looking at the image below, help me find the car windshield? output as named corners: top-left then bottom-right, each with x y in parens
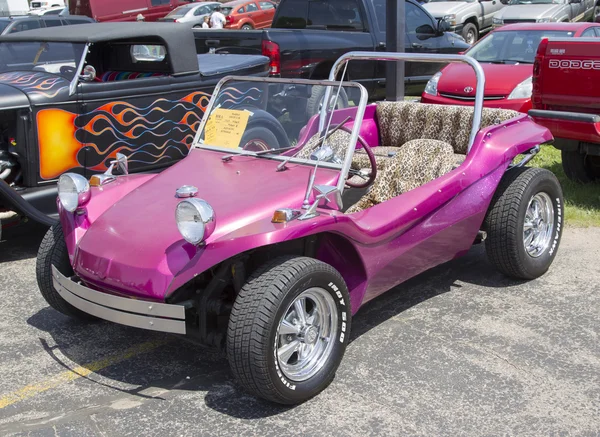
top-left (193, 78), bottom-right (366, 175)
top-left (467, 30), bottom-right (574, 64)
top-left (166, 5), bottom-right (194, 17)
top-left (0, 22), bottom-right (8, 34)
top-left (509, 0), bottom-right (563, 4)
top-left (0, 42), bottom-right (86, 80)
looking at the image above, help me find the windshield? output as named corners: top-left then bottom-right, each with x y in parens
top-left (0, 22), bottom-right (8, 34)
top-left (194, 78), bottom-right (366, 177)
top-left (467, 30), bottom-right (574, 64)
top-left (509, 0), bottom-right (563, 4)
top-left (0, 42), bottom-right (86, 80)
top-left (166, 5), bottom-right (194, 17)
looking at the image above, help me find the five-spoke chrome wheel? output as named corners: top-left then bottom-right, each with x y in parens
top-left (276, 287), bottom-right (338, 382)
top-left (523, 192), bottom-right (555, 258)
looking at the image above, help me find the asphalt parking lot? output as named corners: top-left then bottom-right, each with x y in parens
top-left (0, 222), bottom-right (598, 436)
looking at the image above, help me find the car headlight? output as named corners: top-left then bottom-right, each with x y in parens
top-left (508, 76), bottom-right (533, 100)
top-left (175, 198), bottom-right (216, 245)
top-left (443, 14), bottom-right (456, 26)
top-left (57, 173), bottom-right (90, 213)
top-left (537, 17), bottom-right (552, 22)
top-left (424, 72), bottom-right (442, 96)
top-left (492, 17), bottom-right (503, 25)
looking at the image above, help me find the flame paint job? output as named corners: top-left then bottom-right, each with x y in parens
top-left (0, 72), bottom-right (69, 99)
top-left (60, 104), bottom-right (553, 313)
top-left (37, 92), bottom-right (210, 179)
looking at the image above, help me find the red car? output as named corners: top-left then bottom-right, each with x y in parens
top-left (222, 0), bottom-right (277, 30)
top-left (421, 22), bottom-right (600, 113)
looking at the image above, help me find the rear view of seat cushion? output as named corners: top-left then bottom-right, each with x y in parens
top-left (346, 139), bottom-right (455, 214)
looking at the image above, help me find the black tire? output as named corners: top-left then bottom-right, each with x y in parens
top-left (227, 256), bottom-right (351, 404)
top-left (561, 149), bottom-right (596, 184)
top-left (239, 126), bottom-right (280, 151)
top-left (306, 85), bottom-right (349, 118)
top-left (462, 23), bottom-right (478, 45)
top-left (241, 24), bottom-right (253, 30)
top-left (36, 223), bottom-right (96, 321)
top-left (484, 167), bottom-right (564, 280)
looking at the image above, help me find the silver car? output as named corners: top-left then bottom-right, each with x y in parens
top-left (159, 2), bottom-right (222, 28)
top-left (492, 0), bottom-right (596, 26)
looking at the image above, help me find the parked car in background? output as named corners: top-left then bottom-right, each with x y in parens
top-left (529, 37), bottom-right (600, 183)
top-left (0, 0), bottom-right (29, 16)
top-left (423, 0), bottom-right (506, 44)
top-left (221, 0), bottom-right (277, 30)
top-left (492, 0), bottom-right (595, 27)
top-left (28, 6), bottom-right (67, 15)
top-left (69, 0), bottom-right (196, 22)
top-left (193, 0), bottom-right (469, 117)
top-left (29, 0), bottom-right (65, 11)
top-left (422, 22), bottom-right (600, 112)
top-left (0, 14), bottom-right (94, 35)
top-left (0, 22), bottom-right (270, 230)
top-left (159, 2), bottom-right (221, 27)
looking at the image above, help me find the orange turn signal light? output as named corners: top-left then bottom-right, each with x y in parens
top-left (272, 208), bottom-right (301, 223)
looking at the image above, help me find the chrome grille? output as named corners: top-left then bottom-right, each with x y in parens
top-left (439, 93), bottom-right (505, 101)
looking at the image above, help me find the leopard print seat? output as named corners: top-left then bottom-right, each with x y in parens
top-left (345, 139), bottom-right (456, 214)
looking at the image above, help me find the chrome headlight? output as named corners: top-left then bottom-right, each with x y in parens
top-left (443, 14), bottom-right (456, 26)
top-left (492, 17), bottom-right (503, 25)
top-left (424, 71), bottom-right (442, 96)
top-left (175, 198), bottom-right (216, 245)
top-left (508, 76), bottom-right (533, 100)
top-left (57, 173), bottom-right (90, 213)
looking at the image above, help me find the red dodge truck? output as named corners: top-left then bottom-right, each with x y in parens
top-left (529, 37), bottom-right (600, 183)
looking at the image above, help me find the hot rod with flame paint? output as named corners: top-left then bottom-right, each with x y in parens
top-left (0, 22), bottom-right (269, 235)
top-left (37, 52), bottom-right (564, 404)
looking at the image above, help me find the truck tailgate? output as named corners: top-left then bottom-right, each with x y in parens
top-left (534, 38), bottom-right (600, 113)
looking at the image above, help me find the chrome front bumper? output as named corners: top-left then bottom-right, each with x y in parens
top-left (52, 266), bottom-right (186, 334)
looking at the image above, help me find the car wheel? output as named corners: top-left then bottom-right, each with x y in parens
top-left (227, 256), bottom-right (351, 404)
top-left (484, 167), bottom-right (563, 280)
top-left (593, 4), bottom-right (600, 21)
top-left (36, 223), bottom-right (96, 321)
top-left (561, 149), bottom-right (597, 183)
top-left (241, 24), bottom-right (253, 30)
top-left (306, 85), bottom-right (349, 118)
top-left (461, 23), bottom-right (478, 45)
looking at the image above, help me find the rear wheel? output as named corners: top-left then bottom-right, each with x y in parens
top-left (239, 126), bottom-right (280, 151)
top-left (462, 23), bottom-right (478, 45)
top-left (36, 223), bottom-right (96, 321)
top-left (484, 167), bottom-right (563, 280)
top-left (561, 150), bottom-right (598, 183)
top-left (306, 85), bottom-right (349, 118)
top-left (227, 256), bottom-right (351, 404)
top-left (241, 24), bottom-right (253, 30)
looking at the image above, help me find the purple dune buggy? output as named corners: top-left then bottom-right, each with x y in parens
top-left (36, 52), bottom-right (563, 404)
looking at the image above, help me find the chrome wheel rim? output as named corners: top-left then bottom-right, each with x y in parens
top-left (523, 192), bottom-right (555, 258)
top-left (466, 30), bottom-right (476, 45)
top-left (276, 287), bottom-right (338, 382)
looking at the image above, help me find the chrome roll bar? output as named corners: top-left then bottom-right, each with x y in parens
top-left (324, 51), bottom-right (486, 153)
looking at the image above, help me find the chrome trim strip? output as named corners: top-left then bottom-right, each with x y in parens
top-left (52, 266), bottom-right (186, 334)
top-left (439, 93), bottom-right (504, 101)
top-left (328, 52), bottom-right (487, 154)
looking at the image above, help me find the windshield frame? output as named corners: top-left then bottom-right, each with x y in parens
top-left (192, 75), bottom-right (369, 194)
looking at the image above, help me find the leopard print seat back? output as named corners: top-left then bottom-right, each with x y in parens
top-left (376, 102), bottom-right (520, 154)
top-left (296, 129), bottom-right (353, 161)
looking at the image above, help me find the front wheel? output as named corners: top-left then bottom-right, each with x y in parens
top-left (484, 167), bottom-right (563, 280)
top-left (227, 257), bottom-right (351, 404)
top-left (36, 223), bottom-right (96, 321)
top-left (461, 23), bottom-right (478, 45)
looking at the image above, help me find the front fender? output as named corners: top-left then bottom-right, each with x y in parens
top-left (60, 173), bottom-right (158, 261)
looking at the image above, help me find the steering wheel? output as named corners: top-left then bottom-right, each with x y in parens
top-left (339, 126), bottom-right (377, 189)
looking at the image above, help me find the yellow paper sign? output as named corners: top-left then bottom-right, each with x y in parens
top-left (203, 108), bottom-right (251, 149)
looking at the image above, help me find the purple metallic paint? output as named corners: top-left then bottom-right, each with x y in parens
top-left (60, 106), bottom-right (553, 314)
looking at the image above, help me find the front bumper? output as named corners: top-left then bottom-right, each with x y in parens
top-left (52, 266), bottom-right (187, 334)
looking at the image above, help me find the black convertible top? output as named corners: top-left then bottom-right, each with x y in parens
top-left (0, 22), bottom-right (199, 74)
